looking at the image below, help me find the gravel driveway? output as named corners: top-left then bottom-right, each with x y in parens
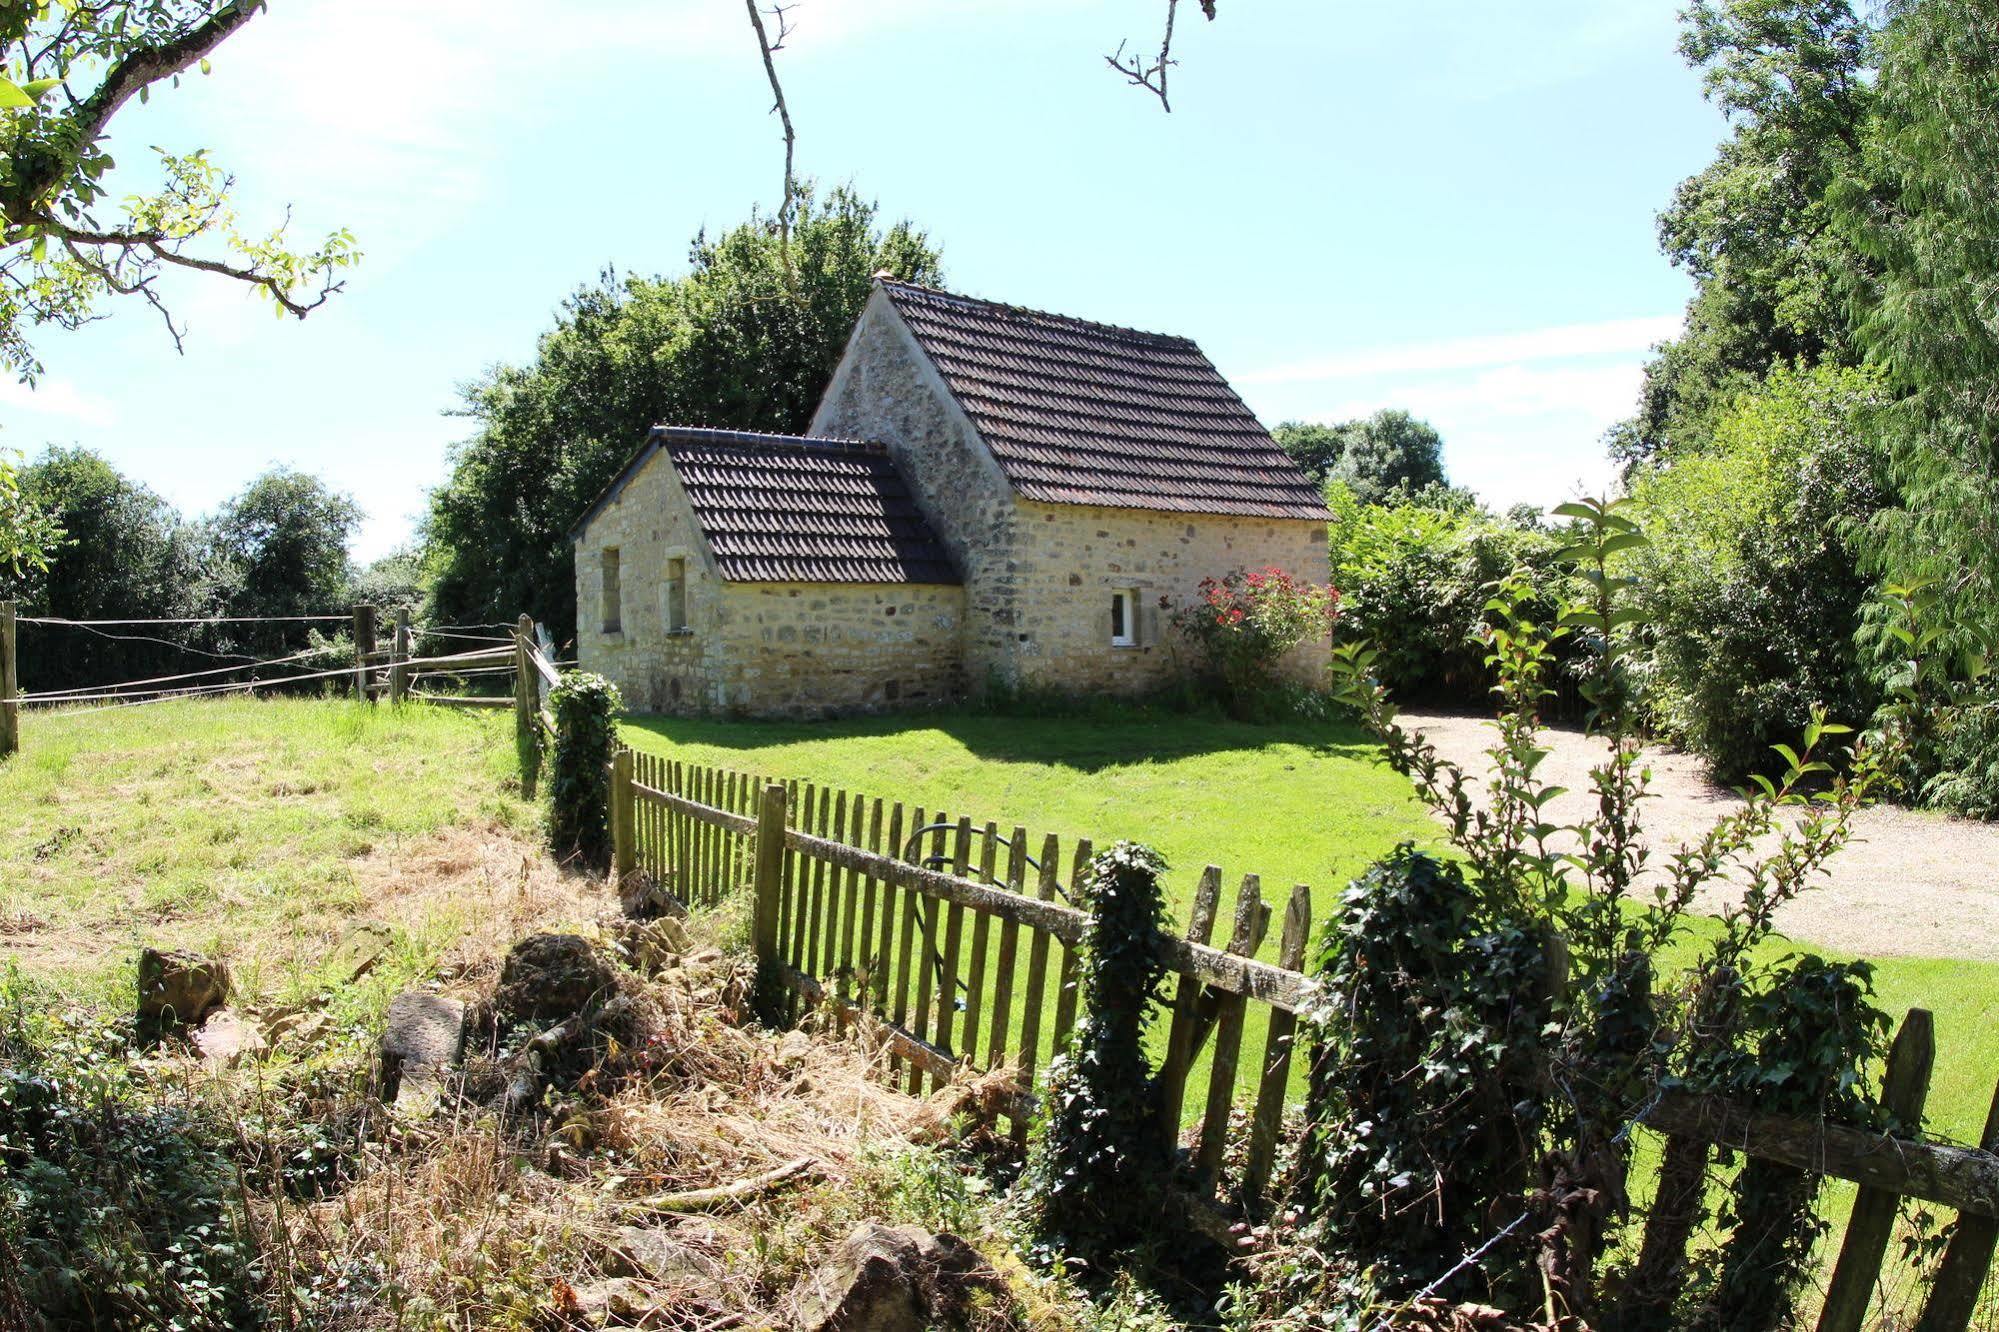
top-left (1401, 711), bottom-right (1999, 963)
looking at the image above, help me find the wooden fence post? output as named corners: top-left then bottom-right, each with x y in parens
top-left (513, 614), bottom-right (534, 738)
top-left (1914, 1072), bottom-right (1999, 1332)
top-left (1, 599), bottom-right (17, 760)
top-left (389, 608), bottom-right (411, 705)
top-left (1818, 1007), bottom-right (1937, 1332)
top-left (611, 749), bottom-right (635, 881)
top-left (753, 783), bottom-right (789, 972)
top-left (352, 603), bottom-right (376, 704)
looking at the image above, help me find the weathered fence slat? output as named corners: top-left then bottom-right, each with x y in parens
top-left (1243, 884), bottom-right (1311, 1207)
top-left (1195, 875), bottom-right (1263, 1186)
top-left (1015, 832), bottom-right (1063, 1143)
top-left (1158, 866), bottom-right (1224, 1147)
top-left (960, 823), bottom-right (999, 1070)
top-left (907, 811), bottom-right (943, 1093)
top-left (1051, 838), bottom-right (1091, 1056)
top-left (877, 802), bottom-right (904, 1016)
top-left (988, 827), bottom-right (1027, 1076)
top-left (932, 819), bottom-right (972, 1079)
top-left (1915, 1073), bottom-right (1999, 1332)
top-left (1817, 1007), bottom-right (1936, 1332)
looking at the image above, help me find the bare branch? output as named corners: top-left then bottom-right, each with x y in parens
top-left (744, 0), bottom-right (798, 272)
top-left (1106, 0), bottom-right (1217, 112)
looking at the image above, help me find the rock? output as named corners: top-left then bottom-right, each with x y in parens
top-left (618, 871), bottom-right (689, 922)
top-left (191, 1009), bottom-right (265, 1066)
top-left (136, 948), bottom-right (231, 1039)
top-left (568, 1277), bottom-right (657, 1326)
top-left (610, 916), bottom-right (690, 977)
top-left (607, 1225), bottom-right (722, 1283)
top-left (793, 1224), bottom-right (1011, 1332)
top-left (493, 934), bottom-right (617, 1025)
top-left (776, 1029), bottom-right (815, 1068)
top-left (379, 991), bottom-right (468, 1104)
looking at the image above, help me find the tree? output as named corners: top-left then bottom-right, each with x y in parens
top-left (1, 1), bottom-right (358, 381)
top-left (0, 445), bottom-right (58, 577)
top-left (207, 467), bottom-right (359, 627)
top-left (2, 446), bottom-right (202, 690)
top-left (1274, 410), bottom-right (1448, 501)
top-left (1608, 0), bottom-right (1876, 465)
top-left (424, 184), bottom-right (942, 645)
top-left (1838, 0), bottom-right (1999, 654)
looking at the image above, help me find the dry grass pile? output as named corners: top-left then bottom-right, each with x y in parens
top-left (244, 911), bottom-right (1045, 1331)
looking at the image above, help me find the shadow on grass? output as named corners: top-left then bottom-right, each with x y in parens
top-left (618, 706), bottom-right (1381, 774)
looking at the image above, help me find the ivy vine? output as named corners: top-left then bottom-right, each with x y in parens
top-left (547, 670), bottom-right (620, 872)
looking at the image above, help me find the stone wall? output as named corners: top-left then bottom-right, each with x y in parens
top-left (574, 443), bottom-right (966, 717)
top-left (574, 445), bottom-right (726, 712)
top-left (813, 291), bottom-right (1334, 697)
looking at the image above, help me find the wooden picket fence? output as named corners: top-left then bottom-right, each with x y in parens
top-left (608, 752), bottom-right (1313, 1211)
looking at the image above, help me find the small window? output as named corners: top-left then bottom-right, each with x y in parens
top-left (664, 557), bottom-right (688, 633)
top-left (1110, 589), bottom-right (1136, 647)
top-left (601, 548), bottom-right (622, 634)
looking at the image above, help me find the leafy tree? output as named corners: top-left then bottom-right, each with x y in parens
top-left (424, 184), bottom-right (942, 644)
top-left (1, 1), bottom-right (358, 381)
top-left (1609, 0), bottom-right (1876, 465)
top-left (1838, 0), bottom-right (1999, 656)
top-left (0, 445), bottom-right (57, 577)
top-left (206, 467), bottom-right (359, 626)
top-left (1274, 409), bottom-right (1446, 501)
top-left (351, 545), bottom-right (426, 616)
top-left (1626, 364), bottom-right (1888, 782)
top-left (2, 447), bottom-right (202, 691)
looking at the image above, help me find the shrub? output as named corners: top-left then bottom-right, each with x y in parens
top-left (0, 1003), bottom-right (261, 1331)
top-left (1017, 841), bottom-right (1174, 1268)
top-left (1284, 846), bottom-right (1551, 1309)
top-left (1168, 566), bottom-right (1337, 710)
top-left (1324, 482), bottom-right (1576, 708)
top-left (1627, 364), bottom-right (1888, 783)
top-left (548, 670), bottom-right (621, 871)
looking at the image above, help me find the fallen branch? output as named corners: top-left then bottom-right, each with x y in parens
top-left (625, 1156), bottom-right (822, 1213)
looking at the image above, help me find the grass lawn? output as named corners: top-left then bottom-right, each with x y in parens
top-left (623, 709), bottom-right (1999, 1152)
top-left (0, 698), bottom-right (592, 1015)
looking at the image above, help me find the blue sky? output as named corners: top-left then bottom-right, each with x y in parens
top-left (2, 1), bottom-right (1721, 562)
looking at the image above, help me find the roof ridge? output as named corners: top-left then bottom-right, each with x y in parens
top-left (654, 424), bottom-right (886, 455)
top-left (877, 278), bottom-right (1198, 349)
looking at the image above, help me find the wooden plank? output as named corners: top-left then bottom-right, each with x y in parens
top-left (611, 750), bottom-right (635, 880)
top-left (855, 798), bottom-right (883, 1010)
top-left (751, 784), bottom-right (787, 968)
top-left (1915, 1074), bottom-right (1999, 1332)
top-left (1817, 1008), bottom-right (1938, 1332)
top-left (407, 692), bottom-right (512, 708)
top-left (1243, 884), bottom-right (1312, 1207)
top-left (1195, 875), bottom-right (1264, 1187)
top-left (804, 785), bottom-right (829, 979)
top-left (0, 600), bottom-right (15, 759)
top-left (892, 807), bottom-right (923, 1030)
top-left (933, 818), bottom-right (973, 1072)
top-left (1157, 866), bottom-right (1224, 1147)
top-left (1051, 838), bottom-right (1092, 1054)
top-left (988, 827), bottom-right (1028, 1074)
top-left (1017, 833), bottom-right (1062, 1100)
top-left (778, 824), bottom-right (1317, 1012)
top-left (909, 813), bottom-right (947, 1093)
top-left (960, 822), bottom-right (998, 1069)
top-left (877, 802), bottom-right (904, 1014)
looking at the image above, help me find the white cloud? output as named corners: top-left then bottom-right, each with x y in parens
top-left (1240, 314), bottom-right (1682, 385)
top-left (0, 377), bottom-right (117, 429)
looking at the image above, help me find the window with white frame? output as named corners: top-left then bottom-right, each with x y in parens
top-left (1110, 588), bottom-right (1137, 647)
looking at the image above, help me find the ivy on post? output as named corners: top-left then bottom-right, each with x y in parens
top-left (1018, 840), bottom-right (1174, 1268)
top-left (547, 671), bottom-right (621, 872)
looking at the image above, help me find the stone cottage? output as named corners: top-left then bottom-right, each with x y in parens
top-left (572, 279), bottom-right (1332, 717)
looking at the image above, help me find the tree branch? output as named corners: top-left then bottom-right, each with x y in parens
top-left (67, 0), bottom-right (262, 157)
top-left (1107, 0), bottom-right (1214, 112)
top-left (743, 0), bottom-right (798, 269)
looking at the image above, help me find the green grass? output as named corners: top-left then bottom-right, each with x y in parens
top-left (623, 709), bottom-right (1999, 1150)
top-left (0, 697), bottom-right (544, 1009)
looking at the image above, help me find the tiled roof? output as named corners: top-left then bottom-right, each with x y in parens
top-left (660, 427), bottom-right (959, 585)
top-left (879, 280), bottom-right (1332, 521)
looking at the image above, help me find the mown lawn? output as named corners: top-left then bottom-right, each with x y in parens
top-left (0, 698), bottom-right (570, 1012)
top-left (622, 709), bottom-right (1999, 1152)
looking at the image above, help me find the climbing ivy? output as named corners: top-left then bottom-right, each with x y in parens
top-left (1017, 841), bottom-right (1174, 1270)
top-left (548, 671), bottom-right (621, 872)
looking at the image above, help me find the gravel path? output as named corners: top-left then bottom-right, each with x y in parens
top-left (1401, 710), bottom-right (1999, 963)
